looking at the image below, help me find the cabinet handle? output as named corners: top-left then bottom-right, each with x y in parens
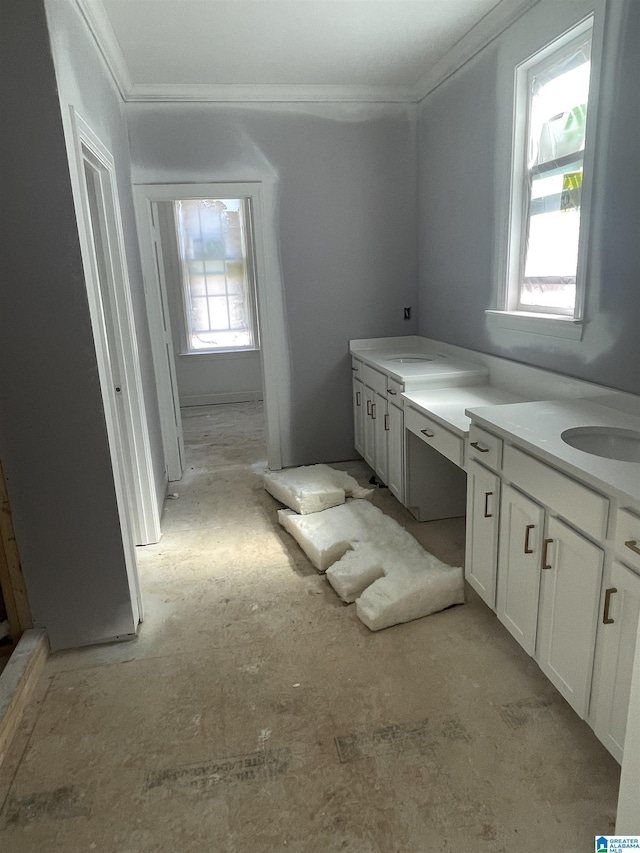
top-left (387, 389), bottom-right (397, 396)
top-left (470, 441), bottom-right (489, 453)
top-left (384, 414), bottom-right (389, 431)
top-left (366, 400), bottom-right (371, 416)
top-left (603, 587), bottom-right (617, 624)
top-left (356, 391), bottom-right (361, 407)
top-left (483, 491), bottom-right (493, 518)
top-left (371, 403), bottom-right (376, 420)
top-left (542, 538), bottom-right (553, 570)
top-left (420, 429), bottom-right (435, 438)
top-left (625, 540), bottom-right (640, 556)
top-left (524, 524), bottom-right (535, 554)
top-left (351, 366), bottom-right (359, 372)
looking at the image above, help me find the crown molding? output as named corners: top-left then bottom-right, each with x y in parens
top-left (76, 0), bottom-right (542, 105)
top-left (126, 82), bottom-right (416, 104)
top-left (75, 0), bottom-right (133, 99)
top-left (414, 0), bottom-right (542, 102)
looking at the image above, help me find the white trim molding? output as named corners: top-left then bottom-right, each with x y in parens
top-left (126, 83), bottom-right (416, 104)
top-left (414, 0), bottom-right (542, 102)
top-left (75, 0), bottom-right (543, 105)
top-left (486, 310), bottom-right (585, 340)
top-left (75, 0), bottom-right (133, 100)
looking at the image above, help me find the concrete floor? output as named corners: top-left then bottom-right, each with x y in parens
top-left (0, 401), bottom-right (620, 851)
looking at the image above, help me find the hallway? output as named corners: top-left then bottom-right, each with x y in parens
top-left (0, 402), bottom-right (620, 851)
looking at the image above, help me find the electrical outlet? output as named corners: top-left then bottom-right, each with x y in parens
top-left (404, 306), bottom-right (412, 321)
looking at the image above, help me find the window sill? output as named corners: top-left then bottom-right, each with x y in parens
top-left (486, 310), bottom-right (585, 341)
top-left (179, 348), bottom-right (261, 359)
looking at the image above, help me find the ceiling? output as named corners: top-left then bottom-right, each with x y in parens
top-left (79, 0), bottom-right (538, 102)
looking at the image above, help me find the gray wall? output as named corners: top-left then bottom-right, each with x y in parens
top-left (127, 102), bottom-right (418, 463)
top-left (0, 0), bottom-right (138, 649)
top-left (155, 202), bottom-right (263, 408)
top-left (417, 0), bottom-right (640, 395)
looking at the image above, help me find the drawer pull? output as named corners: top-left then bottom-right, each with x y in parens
top-left (542, 538), bottom-right (553, 570)
top-left (371, 403), bottom-right (376, 420)
top-left (420, 429), bottom-right (435, 438)
top-left (524, 524), bottom-right (535, 554)
top-left (625, 540), bottom-right (640, 556)
top-left (483, 492), bottom-right (493, 518)
top-left (603, 587), bottom-right (617, 624)
top-left (356, 391), bottom-right (361, 406)
top-left (387, 389), bottom-right (397, 396)
top-left (470, 441), bottom-right (489, 453)
top-left (384, 414), bottom-right (389, 431)
top-left (351, 365), bottom-right (359, 372)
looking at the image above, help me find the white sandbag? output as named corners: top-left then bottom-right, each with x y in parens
top-left (278, 500), bottom-right (464, 630)
top-left (264, 464), bottom-right (373, 515)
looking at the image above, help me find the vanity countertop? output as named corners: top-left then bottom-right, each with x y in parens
top-left (466, 396), bottom-right (640, 505)
top-left (350, 340), bottom-right (488, 386)
top-left (402, 385), bottom-right (527, 437)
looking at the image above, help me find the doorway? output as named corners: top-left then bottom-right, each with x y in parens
top-left (133, 182), bottom-right (292, 478)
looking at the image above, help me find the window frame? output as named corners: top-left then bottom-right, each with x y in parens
top-left (174, 195), bottom-right (260, 355)
top-left (490, 12), bottom-right (602, 339)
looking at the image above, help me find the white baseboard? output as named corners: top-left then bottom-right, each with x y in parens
top-left (180, 391), bottom-right (263, 407)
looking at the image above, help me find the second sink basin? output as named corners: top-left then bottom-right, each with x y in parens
top-left (388, 356), bottom-right (433, 363)
top-left (561, 426), bottom-right (640, 462)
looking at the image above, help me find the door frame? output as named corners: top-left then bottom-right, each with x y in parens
top-left (133, 182), bottom-right (291, 472)
top-left (66, 108), bottom-right (162, 623)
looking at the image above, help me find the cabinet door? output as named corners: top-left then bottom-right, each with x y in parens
top-left (497, 484), bottom-right (544, 655)
top-left (363, 385), bottom-right (375, 469)
top-left (386, 402), bottom-right (404, 503)
top-left (536, 516), bottom-right (603, 719)
top-left (353, 377), bottom-right (364, 456)
top-left (465, 460), bottom-right (500, 610)
top-left (592, 561), bottom-right (640, 761)
top-left (372, 391), bottom-right (388, 484)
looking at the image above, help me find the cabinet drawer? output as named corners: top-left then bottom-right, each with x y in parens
top-left (467, 424), bottom-right (502, 472)
top-left (503, 445), bottom-right (609, 541)
top-left (386, 377), bottom-right (404, 401)
top-left (615, 508), bottom-right (640, 574)
top-left (405, 406), bottom-right (463, 468)
top-left (362, 364), bottom-right (387, 396)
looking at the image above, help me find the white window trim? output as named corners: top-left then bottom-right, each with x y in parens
top-left (173, 196), bottom-right (261, 357)
top-left (490, 5), bottom-right (606, 340)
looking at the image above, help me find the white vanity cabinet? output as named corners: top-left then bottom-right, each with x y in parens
top-left (592, 508), bottom-right (640, 762)
top-left (351, 357), bottom-right (402, 496)
top-left (386, 396), bottom-right (404, 502)
top-left (352, 371), bottom-right (364, 457)
top-left (536, 516), bottom-right (604, 718)
top-left (495, 445), bottom-right (607, 718)
top-left (496, 484), bottom-right (545, 656)
top-left (464, 425), bottom-right (503, 610)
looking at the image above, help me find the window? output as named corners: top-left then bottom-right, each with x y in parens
top-left (175, 198), bottom-right (258, 352)
top-left (505, 18), bottom-right (594, 320)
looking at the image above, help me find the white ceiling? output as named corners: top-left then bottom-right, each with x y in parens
top-left (80, 0), bottom-right (537, 101)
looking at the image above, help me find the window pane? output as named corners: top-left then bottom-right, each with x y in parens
top-left (205, 274), bottom-right (227, 296)
top-left (190, 296), bottom-right (209, 332)
top-left (175, 198), bottom-right (257, 352)
top-left (516, 28), bottom-right (592, 315)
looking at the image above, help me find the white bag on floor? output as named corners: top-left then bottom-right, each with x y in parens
top-left (278, 500), bottom-right (464, 631)
top-left (264, 464), bottom-right (373, 515)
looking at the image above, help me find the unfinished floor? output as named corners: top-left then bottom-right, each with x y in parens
top-left (0, 402), bottom-right (620, 852)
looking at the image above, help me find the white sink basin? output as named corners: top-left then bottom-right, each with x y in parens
top-left (561, 426), bottom-right (640, 462)
top-left (388, 356), bottom-right (433, 363)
